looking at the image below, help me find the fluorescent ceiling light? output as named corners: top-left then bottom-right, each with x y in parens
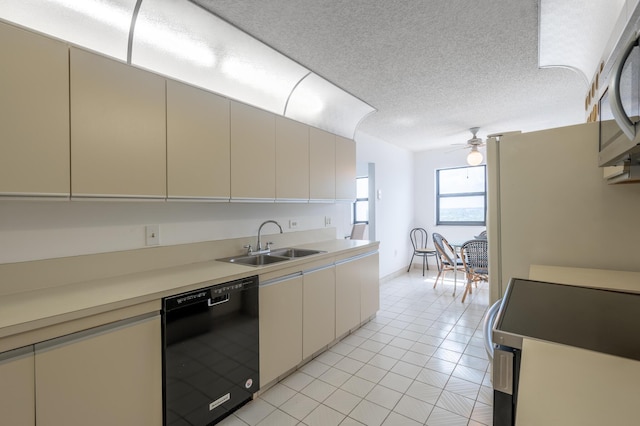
top-left (221, 57), bottom-right (301, 101)
top-left (134, 18), bottom-right (215, 67)
top-left (47, 0), bottom-right (130, 32)
top-left (0, 0), bottom-right (136, 60)
top-left (0, 0), bottom-right (375, 138)
top-left (50, 0), bottom-right (215, 67)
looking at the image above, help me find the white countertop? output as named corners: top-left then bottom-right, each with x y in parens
top-left (0, 239), bottom-right (378, 342)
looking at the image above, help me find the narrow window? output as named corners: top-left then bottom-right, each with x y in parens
top-left (353, 177), bottom-right (369, 224)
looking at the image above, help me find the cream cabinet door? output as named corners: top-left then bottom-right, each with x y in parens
top-left (335, 136), bottom-right (356, 201)
top-left (276, 116), bottom-right (309, 201)
top-left (360, 252), bottom-right (380, 321)
top-left (0, 347), bottom-right (35, 426)
top-left (70, 48), bottom-right (166, 198)
top-left (167, 80), bottom-right (230, 200)
top-left (309, 127), bottom-right (336, 201)
top-left (259, 275), bottom-right (303, 386)
top-left (335, 258), bottom-right (361, 337)
top-left (35, 315), bottom-right (162, 426)
top-left (303, 265), bottom-right (335, 359)
top-left (0, 22), bottom-right (69, 197)
top-left (230, 101), bottom-right (276, 201)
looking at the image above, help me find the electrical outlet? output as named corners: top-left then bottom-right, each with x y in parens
top-left (324, 216), bottom-right (332, 226)
top-left (289, 219), bottom-right (299, 229)
top-left (145, 225), bottom-right (160, 246)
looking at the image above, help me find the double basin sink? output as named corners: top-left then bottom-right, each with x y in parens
top-left (218, 248), bottom-right (326, 267)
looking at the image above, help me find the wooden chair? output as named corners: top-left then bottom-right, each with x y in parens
top-left (407, 228), bottom-right (437, 275)
top-left (432, 232), bottom-right (463, 287)
top-left (460, 239), bottom-right (489, 302)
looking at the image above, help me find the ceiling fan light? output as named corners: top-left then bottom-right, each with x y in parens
top-left (467, 148), bottom-right (483, 166)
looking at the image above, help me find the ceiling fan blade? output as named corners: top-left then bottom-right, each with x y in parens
top-left (446, 145), bottom-right (470, 153)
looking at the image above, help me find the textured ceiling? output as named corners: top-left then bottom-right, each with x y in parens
top-left (192, 0), bottom-right (587, 152)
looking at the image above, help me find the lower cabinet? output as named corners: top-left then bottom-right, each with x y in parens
top-left (335, 257), bottom-right (362, 337)
top-left (360, 252), bottom-right (380, 322)
top-left (35, 314), bottom-right (162, 426)
top-left (336, 252), bottom-right (380, 337)
top-left (302, 265), bottom-right (336, 359)
top-left (258, 251), bottom-right (379, 388)
top-left (0, 347), bottom-right (35, 426)
top-left (259, 274), bottom-right (303, 386)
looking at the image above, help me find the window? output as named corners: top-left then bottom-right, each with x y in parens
top-left (353, 177), bottom-right (369, 224)
top-left (436, 165), bottom-right (486, 225)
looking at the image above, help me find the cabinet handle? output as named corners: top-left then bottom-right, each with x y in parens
top-left (260, 272), bottom-right (303, 287)
top-left (303, 264), bottom-right (334, 274)
top-left (335, 250), bottom-right (378, 265)
top-left (34, 312), bottom-right (159, 353)
top-left (208, 294), bottom-right (229, 307)
top-left (0, 345), bottom-right (34, 364)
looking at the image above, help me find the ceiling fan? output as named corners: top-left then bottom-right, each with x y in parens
top-left (466, 127), bottom-right (485, 148)
top-left (454, 127), bottom-right (485, 165)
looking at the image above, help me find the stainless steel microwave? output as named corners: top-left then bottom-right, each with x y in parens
top-left (599, 32), bottom-right (640, 167)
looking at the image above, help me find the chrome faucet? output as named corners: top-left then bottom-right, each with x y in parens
top-left (247, 220), bottom-right (283, 255)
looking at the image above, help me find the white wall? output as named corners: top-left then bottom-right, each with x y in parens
top-left (356, 131), bottom-right (414, 279)
top-left (0, 200), bottom-right (349, 264)
top-left (414, 148), bottom-right (487, 247)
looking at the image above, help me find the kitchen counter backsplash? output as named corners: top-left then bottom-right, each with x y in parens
top-left (0, 228), bottom-right (337, 297)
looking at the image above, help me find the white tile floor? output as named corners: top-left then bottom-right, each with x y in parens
top-left (220, 268), bottom-right (493, 426)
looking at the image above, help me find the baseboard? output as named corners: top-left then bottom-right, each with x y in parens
top-left (380, 266), bottom-right (410, 283)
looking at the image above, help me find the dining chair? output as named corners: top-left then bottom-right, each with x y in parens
top-left (407, 228), bottom-right (437, 276)
top-left (348, 223), bottom-right (367, 239)
top-left (432, 232), bottom-right (463, 287)
top-left (460, 239), bottom-right (489, 303)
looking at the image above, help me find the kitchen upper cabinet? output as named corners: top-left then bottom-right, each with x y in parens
top-left (302, 266), bottom-right (336, 359)
top-left (230, 101), bottom-right (276, 201)
top-left (360, 252), bottom-right (380, 322)
top-left (0, 22), bottom-right (69, 197)
top-left (167, 80), bottom-right (230, 200)
top-left (35, 315), bottom-right (162, 426)
top-left (259, 275), bottom-right (303, 386)
top-left (335, 136), bottom-right (357, 201)
top-left (70, 47), bottom-right (166, 198)
top-left (309, 127), bottom-right (336, 201)
top-left (275, 116), bottom-right (309, 201)
top-left (0, 347), bottom-right (35, 426)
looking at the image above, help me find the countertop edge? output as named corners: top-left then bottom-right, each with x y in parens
top-left (0, 240), bottom-right (379, 347)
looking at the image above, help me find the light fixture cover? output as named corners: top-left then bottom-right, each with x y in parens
top-left (467, 149), bottom-right (483, 166)
top-left (285, 73), bottom-right (376, 139)
top-left (0, 0), bottom-right (376, 138)
top-left (132, 0), bottom-right (309, 114)
top-left (539, 0), bottom-right (625, 82)
top-left (0, 0), bottom-right (136, 61)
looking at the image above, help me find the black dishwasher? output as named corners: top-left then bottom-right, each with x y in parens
top-left (163, 275), bottom-right (259, 426)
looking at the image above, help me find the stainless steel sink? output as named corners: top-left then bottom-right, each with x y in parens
top-left (223, 254), bottom-right (290, 266)
top-left (269, 248), bottom-right (326, 258)
top-left (217, 247), bottom-right (326, 267)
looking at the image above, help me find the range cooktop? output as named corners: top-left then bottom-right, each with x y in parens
top-left (493, 278), bottom-right (640, 361)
